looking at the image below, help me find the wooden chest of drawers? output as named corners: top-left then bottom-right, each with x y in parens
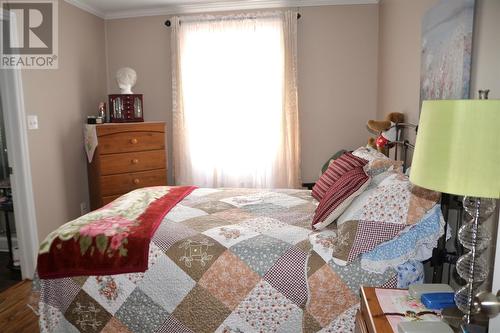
top-left (87, 122), bottom-right (167, 210)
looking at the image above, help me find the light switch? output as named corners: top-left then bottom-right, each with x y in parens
top-left (27, 115), bottom-right (38, 130)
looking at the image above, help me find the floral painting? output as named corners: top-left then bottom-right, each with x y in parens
top-left (420, 0), bottom-right (475, 103)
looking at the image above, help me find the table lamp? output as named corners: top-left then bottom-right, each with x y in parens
top-left (410, 98), bottom-right (500, 324)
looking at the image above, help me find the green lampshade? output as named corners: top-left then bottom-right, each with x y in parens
top-left (410, 100), bottom-right (500, 199)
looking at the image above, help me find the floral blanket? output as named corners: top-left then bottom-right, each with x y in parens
top-left (35, 188), bottom-right (434, 333)
top-left (37, 186), bottom-right (196, 279)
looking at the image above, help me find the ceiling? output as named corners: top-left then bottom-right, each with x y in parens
top-left (65, 0), bottom-right (379, 19)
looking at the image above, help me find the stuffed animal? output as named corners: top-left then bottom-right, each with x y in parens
top-left (366, 112), bottom-right (405, 155)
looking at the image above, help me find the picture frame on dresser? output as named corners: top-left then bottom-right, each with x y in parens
top-left (87, 121), bottom-right (167, 210)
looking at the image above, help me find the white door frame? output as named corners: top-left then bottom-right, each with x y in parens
top-left (0, 11), bottom-right (39, 279)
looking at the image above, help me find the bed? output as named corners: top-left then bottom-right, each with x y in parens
top-left (33, 147), bottom-right (444, 333)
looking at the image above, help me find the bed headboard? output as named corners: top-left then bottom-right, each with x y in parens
top-left (302, 137), bottom-right (415, 190)
top-left (391, 124), bottom-right (463, 285)
top-left (389, 123), bottom-right (418, 172)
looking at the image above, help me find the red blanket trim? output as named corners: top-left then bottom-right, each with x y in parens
top-left (37, 186), bottom-right (197, 279)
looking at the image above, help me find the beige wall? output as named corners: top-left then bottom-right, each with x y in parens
top-left (468, 0), bottom-right (500, 297)
top-left (23, 0), bottom-right (500, 243)
top-left (377, 0), bottom-right (437, 126)
top-left (105, 5), bottom-right (380, 184)
top-left (17, 2), bottom-right (380, 242)
top-left (22, 1), bottom-right (107, 240)
top-left (378, 0), bottom-right (500, 125)
top-left (298, 5), bottom-right (379, 182)
top-left (105, 16), bottom-right (173, 181)
top-left (377, 0), bottom-right (500, 288)
top-left (470, 0), bottom-right (500, 97)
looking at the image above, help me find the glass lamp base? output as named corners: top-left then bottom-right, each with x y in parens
top-left (454, 196), bottom-right (496, 323)
top-left (462, 197), bottom-right (496, 222)
top-left (458, 222), bottom-right (491, 251)
top-left (455, 284), bottom-right (481, 314)
top-left (456, 253), bottom-right (488, 282)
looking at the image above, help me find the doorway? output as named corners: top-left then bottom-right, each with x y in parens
top-left (0, 95), bottom-right (21, 291)
top-left (0, 11), bottom-right (39, 282)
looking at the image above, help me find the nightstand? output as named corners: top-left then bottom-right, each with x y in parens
top-left (356, 286), bottom-right (394, 333)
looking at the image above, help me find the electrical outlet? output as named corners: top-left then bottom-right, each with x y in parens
top-left (27, 115), bottom-right (39, 130)
top-left (80, 202), bottom-right (89, 215)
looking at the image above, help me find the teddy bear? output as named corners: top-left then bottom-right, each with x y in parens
top-left (366, 112), bottom-right (405, 155)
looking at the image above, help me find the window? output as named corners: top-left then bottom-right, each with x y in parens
top-left (172, 12), bottom-right (300, 188)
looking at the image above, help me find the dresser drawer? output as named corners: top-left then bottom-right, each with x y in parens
top-left (100, 169), bottom-right (167, 197)
top-left (100, 150), bottom-right (166, 175)
top-left (98, 131), bottom-right (165, 155)
top-left (88, 122), bottom-right (167, 210)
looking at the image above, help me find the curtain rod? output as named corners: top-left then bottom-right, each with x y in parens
top-left (164, 13), bottom-right (301, 27)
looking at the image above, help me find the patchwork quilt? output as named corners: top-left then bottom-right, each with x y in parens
top-left (35, 188), bottom-right (429, 333)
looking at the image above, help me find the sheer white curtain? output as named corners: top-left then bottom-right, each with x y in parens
top-left (171, 11), bottom-right (301, 188)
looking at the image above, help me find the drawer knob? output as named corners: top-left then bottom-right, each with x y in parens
top-left (133, 178), bottom-right (140, 185)
top-left (132, 159), bottom-right (139, 164)
top-left (130, 138), bottom-right (138, 144)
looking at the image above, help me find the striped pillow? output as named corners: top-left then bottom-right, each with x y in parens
top-left (312, 152), bottom-right (368, 201)
top-left (312, 167), bottom-right (371, 230)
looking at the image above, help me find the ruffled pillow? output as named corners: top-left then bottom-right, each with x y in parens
top-left (360, 205), bottom-right (444, 273)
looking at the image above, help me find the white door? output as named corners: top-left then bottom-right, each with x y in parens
top-left (0, 11), bottom-right (39, 279)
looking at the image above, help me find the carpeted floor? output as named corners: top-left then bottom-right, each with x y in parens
top-left (0, 252), bottom-right (21, 292)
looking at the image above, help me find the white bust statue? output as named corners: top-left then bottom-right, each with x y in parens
top-left (116, 67), bottom-right (137, 94)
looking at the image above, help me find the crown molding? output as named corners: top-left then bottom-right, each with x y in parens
top-left (107, 0), bottom-right (378, 19)
top-left (65, 0), bottom-right (379, 20)
top-left (64, 0), bottom-right (105, 19)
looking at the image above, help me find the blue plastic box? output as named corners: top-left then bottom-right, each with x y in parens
top-left (420, 292), bottom-right (456, 310)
